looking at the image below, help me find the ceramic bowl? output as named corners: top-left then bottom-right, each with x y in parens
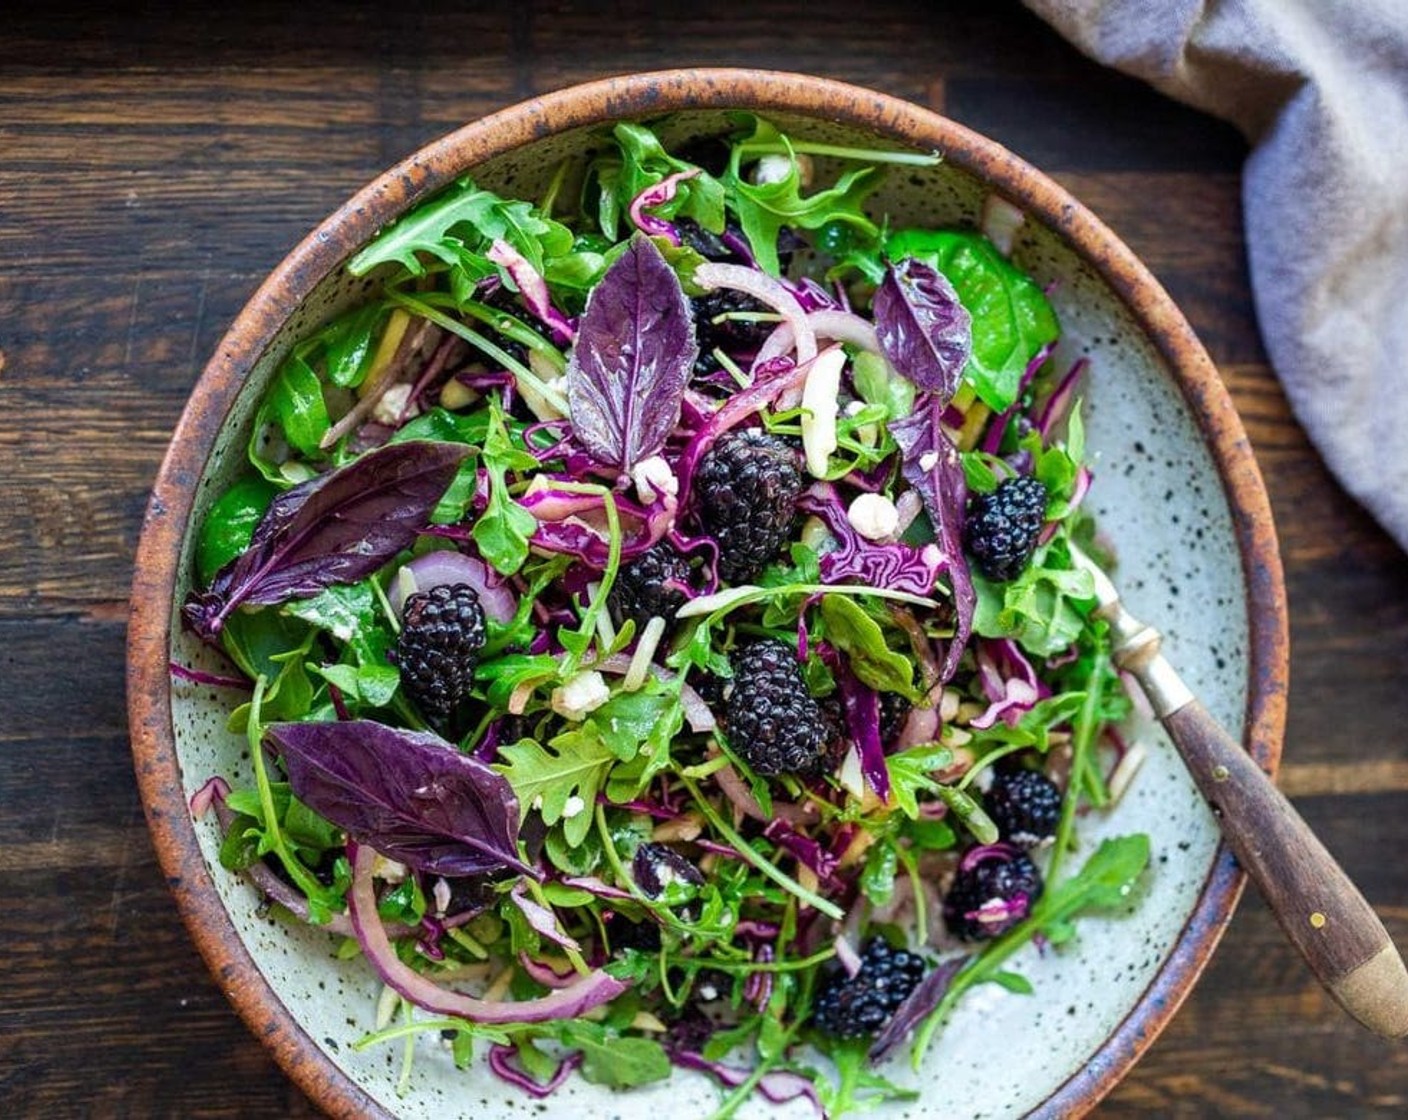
top-left (128, 69), bottom-right (1287, 1119)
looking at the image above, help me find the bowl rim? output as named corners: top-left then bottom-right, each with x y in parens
top-left (127, 67), bottom-right (1288, 1119)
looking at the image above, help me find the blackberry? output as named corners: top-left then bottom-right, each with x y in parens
top-left (664, 1004), bottom-right (716, 1055)
top-left (632, 843), bottom-right (705, 900)
top-left (964, 476), bottom-right (1049, 582)
top-left (690, 289), bottom-right (775, 377)
top-left (942, 847), bottom-right (1044, 941)
top-left (676, 216), bottom-right (733, 262)
top-left (986, 768), bottom-right (1062, 848)
top-left (695, 429), bottom-right (801, 582)
top-left (879, 692), bottom-right (911, 747)
top-left (811, 937), bottom-right (927, 1039)
top-left (608, 544), bottom-right (692, 631)
top-left (725, 639), bottom-right (833, 778)
top-left (389, 584), bottom-right (487, 730)
top-left (605, 912), bottom-right (662, 953)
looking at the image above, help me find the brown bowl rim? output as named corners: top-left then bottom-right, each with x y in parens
top-left (127, 67), bottom-right (1288, 1119)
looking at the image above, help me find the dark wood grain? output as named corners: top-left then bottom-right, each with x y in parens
top-left (4, 0), bottom-right (1407, 1116)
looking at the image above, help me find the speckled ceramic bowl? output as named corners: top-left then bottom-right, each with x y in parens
top-left (128, 69), bottom-right (1286, 1119)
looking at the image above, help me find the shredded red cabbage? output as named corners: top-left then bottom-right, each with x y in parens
top-left (627, 169), bottom-right (699, 245)
top-left (799, 484), bottom-right (944, 597)
top-left (487, 239), bottom-right (576, 345)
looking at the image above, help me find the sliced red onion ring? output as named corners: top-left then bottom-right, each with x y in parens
top-left (1036, 356), bottom-right (1089, 440)
top-left (171, 663), bottom-right (251, 691)
top-left (834, 933), bottom-right (862, 978)
top-left (517, 951), bottom-right (579, 990)
top-left (398, 551), bottom-right (518, 623)
top-left (189, 775), bottom-right (230, 819)
top-left (208, 793), bottom-right (419, 940)
top-left (347, 843), bottom-right (626, 1024)
top-left (754, 308), bottom-right (882, 367)
top-left (709, 759), bottom-right (815, 826)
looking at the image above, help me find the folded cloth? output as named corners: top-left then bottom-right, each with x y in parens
top-left (1025, 0), bottom-right (1408, 552)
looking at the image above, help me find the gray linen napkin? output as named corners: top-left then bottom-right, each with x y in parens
top-left (1025, 0), bottom-right (1408, 552)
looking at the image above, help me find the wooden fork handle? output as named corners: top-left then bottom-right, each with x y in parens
top-left (1164, 699), bottom-right (1408, 1038)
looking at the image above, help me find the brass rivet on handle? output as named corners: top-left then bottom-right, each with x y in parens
top-left (1310, 912), bottom-right (1327, 929)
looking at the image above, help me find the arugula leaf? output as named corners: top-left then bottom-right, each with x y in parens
top-left (388, 406), bottom-right (490, 446)
top-left (1039, 834), bottom-right (1151, 927)
top-left (282, 582), bottom-right (388, 664)
top-left (935, 784), bottom-right (999, 845)
top-left (885, 228), bottom-right (1059, 411)
top-left (495, 727), bottom-right (616, 847)
top-left (348, 177), bottom-right (572, 277)
top-left (608, 122), bottom-right (727, 235)
top-left (727, 159), bottom-right (882, 277)
top-left (477, 652), bottom-right (560, 711)
top-left (544, 824), bottom-right (603, 877)
top-left (989, 970), bottom-right (1034, 996)
top-left (589, 682), bottom-right (682, 762)
top-left (557, 1021), bottom-right (671, 1088)
top-left (819, 595), bottom-right (921, 701)
top-left (308, 661), bottom-right (400, 709)
top-left (816, 1038), bottom-right (920, 1116)
top-left (1017, 403), bottom-right (1086, 516)
top-left (473, 399), bottom-right (538, 575)
top-left (885, 742), bottom-right (954, 819)
top-left (909, 834), bottom-right (1151, 1066)
top-left (971, 535), bottom-right (1097, 658)
top-left (860, 840), bottom-right (899, 906)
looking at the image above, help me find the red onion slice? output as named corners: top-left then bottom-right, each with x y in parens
top-left (710, 759), bottom-right (816, 826)
top-left (399, 551), bottom-right (517, 623)
top-left (754, 308), bottom-right (882, 367)
top-left (347, 843), bottom-right (625, 1024)
top-left (517, 951), bottom-right (579, 989)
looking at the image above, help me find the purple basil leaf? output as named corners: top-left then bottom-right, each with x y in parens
top-left (266, 719), bottom-right (529, 877)
top-left (868, 955), bottom-right (968, 1063)
top-left (890, 401), bottom-right (973, 682)
top-left (183, 441), bottom-right (470, 639)
top-left (564, 233), bottom-right (696, 472)
top-left (874, 258), bottom-right (972, 402)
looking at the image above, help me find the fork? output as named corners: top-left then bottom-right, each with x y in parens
top-left (1068, 540), bottom-right (1408, 1038)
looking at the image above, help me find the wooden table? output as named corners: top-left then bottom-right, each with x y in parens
top-left (5, 2), bottom-right (1407, 1115)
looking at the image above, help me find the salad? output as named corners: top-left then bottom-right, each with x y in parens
top-left (178, 116), bottom-right (1150, 1117)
